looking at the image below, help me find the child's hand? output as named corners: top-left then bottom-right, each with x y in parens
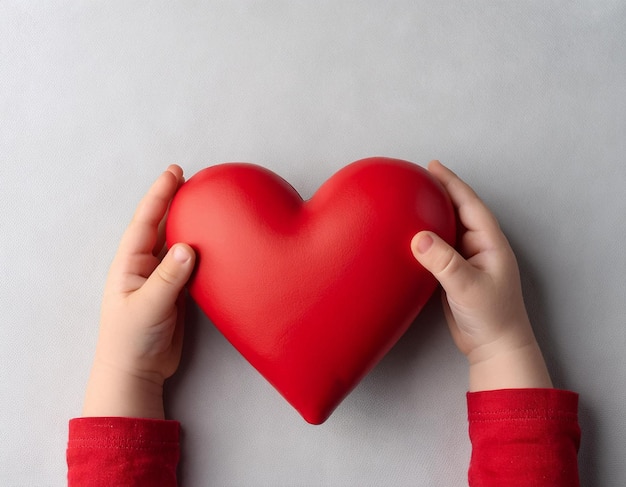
top-left (411, 161), bottom-right (552, 391)
top-left (83, 165), bottom-right (196, 419)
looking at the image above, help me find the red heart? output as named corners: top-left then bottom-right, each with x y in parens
top-left (166, 157), bottom-right (456, 424)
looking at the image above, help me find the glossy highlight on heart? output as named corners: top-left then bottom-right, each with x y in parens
top-left (166, 157), bottom-right (456, 424)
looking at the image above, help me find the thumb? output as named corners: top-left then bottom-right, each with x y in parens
top-left (139, 243), bottom-right (196, 316)
top-left (411, 231), bottom-right (477, 298)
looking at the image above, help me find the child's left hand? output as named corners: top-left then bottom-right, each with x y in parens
top-left (83, 165), bottom-right (195, 419)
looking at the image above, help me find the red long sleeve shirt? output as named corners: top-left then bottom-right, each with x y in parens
top-left (67, 388), bottom-right (580, 486)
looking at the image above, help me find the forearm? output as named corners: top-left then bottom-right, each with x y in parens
top-left (83, 359), bottom-right (166, 419)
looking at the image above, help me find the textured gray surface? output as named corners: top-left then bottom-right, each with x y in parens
top-left (1, 2), bottom-right (625, 485)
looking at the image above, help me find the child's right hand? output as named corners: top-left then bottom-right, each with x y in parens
top-left (411, 161), bottom-right (553, 391)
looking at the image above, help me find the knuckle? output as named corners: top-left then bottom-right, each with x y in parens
top-left (156, 263), bottom-right (179, 286)
top-left (434, 247), bottom-right (462, 278)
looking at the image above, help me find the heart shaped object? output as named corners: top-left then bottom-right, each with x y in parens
top-left (166, 157), bottom-right (456, 424)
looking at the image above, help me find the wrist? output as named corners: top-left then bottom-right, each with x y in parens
top-left (82, 359), bottom-right (166, 419)
top-left (468, 337), bottom-right (553, 392)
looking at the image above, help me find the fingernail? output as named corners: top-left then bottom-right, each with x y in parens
top-left (416, 233), bottom-right (434, 254)
top-left (173, 245), bottom-right (191, 263)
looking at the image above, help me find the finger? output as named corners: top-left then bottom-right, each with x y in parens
top-left (152, 171), bottom-right (186, 257)
top-left (152, 210), bottom-right (168, 257)
top-left (458, 226), bottom-right (500, 263)
top-left (427, 160), bottom-right (501, 237)
top-left (411, 231), bottom-right (479, 299)
top-left (118, 165), bottom-right (184, 258)
top-left (134, 243), bottom-right (195, 323)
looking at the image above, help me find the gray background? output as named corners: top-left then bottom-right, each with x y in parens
top-left (1, 1), bottom-right (624, 485)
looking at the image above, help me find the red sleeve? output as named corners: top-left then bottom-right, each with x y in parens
top-left (467, 388), bottom-right (580, 487)
top-left (67, 417), bottom-right (180, 487)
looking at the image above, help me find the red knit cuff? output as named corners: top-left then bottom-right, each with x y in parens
top-left (467, 387), bottom-right (579, 422)
top-left (466, 388), bottom-right (580, 487)
top-left (67, 417), bottom-right (180, 487)
top-left (68, 416), bottom-right (180, 448)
